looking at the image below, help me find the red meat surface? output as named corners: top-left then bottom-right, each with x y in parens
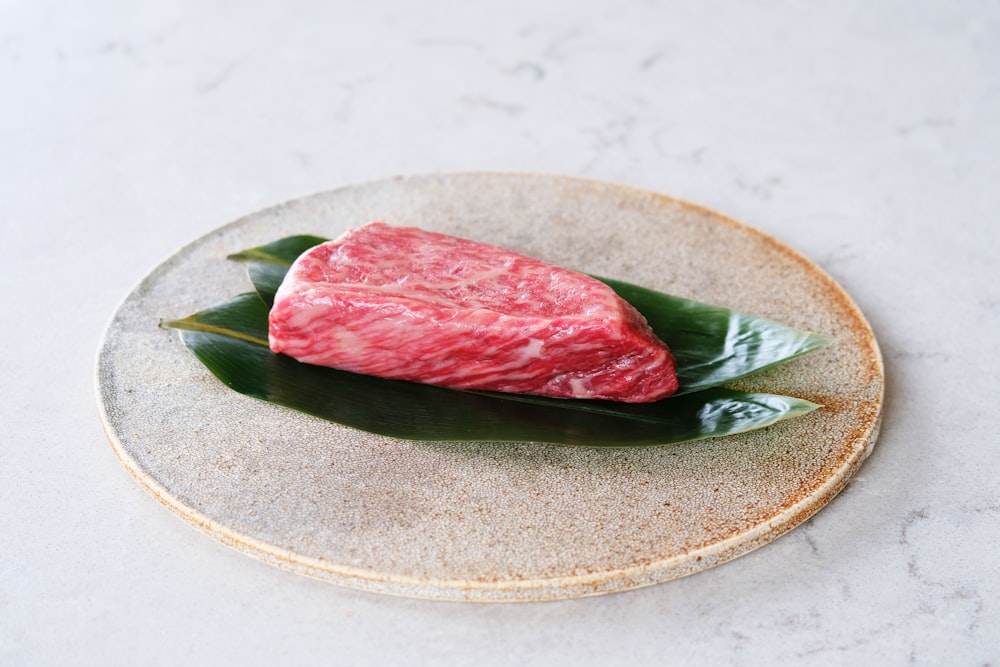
top-left (268, 223), bottom-right (678, 402)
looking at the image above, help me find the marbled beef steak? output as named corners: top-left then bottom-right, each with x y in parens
top-left (268, 223), bottom-right (678, 402)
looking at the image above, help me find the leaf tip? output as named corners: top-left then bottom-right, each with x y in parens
top-left (817, 335), bottom-right (836, 347)
top-left (805, 332), bottom-right (836, 351)
top-left (791, 398), bottom-right (823, 416)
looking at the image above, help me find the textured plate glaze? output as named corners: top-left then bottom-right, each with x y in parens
top-left (97, 173), bottom-right (883, 601)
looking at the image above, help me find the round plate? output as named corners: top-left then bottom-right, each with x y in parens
top-left (97, 173), bottom-right (883, 601)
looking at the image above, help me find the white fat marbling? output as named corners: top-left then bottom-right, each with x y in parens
top-left (2, 0), bottom-right (998, 664)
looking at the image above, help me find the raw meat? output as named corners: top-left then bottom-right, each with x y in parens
top-left (268, 222), bottom-right (678, 402)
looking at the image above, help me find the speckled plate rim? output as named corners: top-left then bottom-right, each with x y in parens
top-left (99, 412), bottom-right (880, 602)
top-left (96, 171), bottom-right (884, 602)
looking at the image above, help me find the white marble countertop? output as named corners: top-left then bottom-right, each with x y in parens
top-left (3, 0), bottom-right (998, 664)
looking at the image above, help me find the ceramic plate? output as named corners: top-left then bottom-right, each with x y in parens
top-left (96, 172), bottom-right (883, 601)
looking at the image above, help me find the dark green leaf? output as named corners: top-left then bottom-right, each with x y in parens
top-left (161, 293), bottom-right (819, 446)
top-left (596, 277), bottom-right (832, 393)
top-left (161, 293), bottom-right (270, 347)
top-left (228, 235), bottom-right (328, 304)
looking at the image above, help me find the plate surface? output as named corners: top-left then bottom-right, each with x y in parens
top-left (97, 173), bottom-right (883, 601)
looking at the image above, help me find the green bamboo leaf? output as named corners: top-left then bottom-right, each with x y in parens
top-left (228, 235), bottom-right (328, 304)
top-left (229, 236), bottom-right (831, 394)
top-left (162, 293), bottom-right (818, 447)
top-left (160, 293), bottom-right (270, 346)
top-left (596, 277), bottom-right (832, 394)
